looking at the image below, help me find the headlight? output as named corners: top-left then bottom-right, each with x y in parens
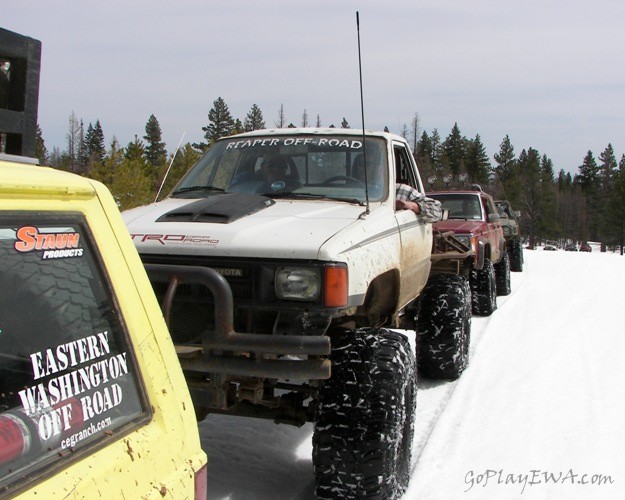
top-left (454, 234), bottom-right (471, 247)
top-left (275, 267), bottom-right (320, 301)
top-left (454, 234), bottom-right (477, 253)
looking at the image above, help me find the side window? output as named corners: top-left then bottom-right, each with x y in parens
top-left (0, 215), bottom-right (149, 493)
top-left (393, 145), bottom-right (421, 192)
top-left (484, 197), bottom-right (497, 217)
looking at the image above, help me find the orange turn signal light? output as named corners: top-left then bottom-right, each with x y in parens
top-left (324, 266), bottom-right (348, 308)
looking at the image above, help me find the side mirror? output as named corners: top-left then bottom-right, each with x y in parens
top-left (488, 213), bottom-right (500, 223)
top-left (441, 209), bottom-right (449, 221)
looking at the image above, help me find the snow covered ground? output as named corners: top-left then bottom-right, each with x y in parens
top-left (199, 249), bottom-right (624, 499)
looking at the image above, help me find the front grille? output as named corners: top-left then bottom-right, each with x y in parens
top-left (142, 255), bottom-right (256, 303)
top-left (139, 254), bottom-right (331, 343)
top-left (140, 255), bottom-right (260, 343)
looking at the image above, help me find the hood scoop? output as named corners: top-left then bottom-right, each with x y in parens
top-left (156, 193), bottom-right (275, 224)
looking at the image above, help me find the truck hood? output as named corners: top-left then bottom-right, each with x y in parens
top-left (122, 194), bottom-right (367, 259)
top-left (434, 219), bottom-right (485, 235)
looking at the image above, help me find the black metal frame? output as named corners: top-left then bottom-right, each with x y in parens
top-left (0, 28), bottom-right (41, 157)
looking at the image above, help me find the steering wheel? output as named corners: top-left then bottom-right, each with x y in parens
top-left (321, 175), bottom-right (365, 187)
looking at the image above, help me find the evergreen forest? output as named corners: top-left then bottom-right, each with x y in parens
top-left (31, 97), bottom-right (625, 253)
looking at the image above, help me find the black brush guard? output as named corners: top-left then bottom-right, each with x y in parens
top-left (144, 264), bottom-right (331, 381)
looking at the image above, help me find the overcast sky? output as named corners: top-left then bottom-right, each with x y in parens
top-left (6, 0), bottom-right (625, 174)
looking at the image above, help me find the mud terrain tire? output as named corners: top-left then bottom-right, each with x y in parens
top-left (494, 251), bottom-right (512, 296)
top-left (509, 237), bottom-right (524, 272)
top-left (313, 328), bottom-right (416, 499)
top-left (470, 258), bottom-right (497, 316)
top-left (416, 274), bottom-right (471, 380)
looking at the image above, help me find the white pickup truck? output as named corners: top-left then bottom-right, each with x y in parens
top-left (123, 128), bottom-right (472, 499)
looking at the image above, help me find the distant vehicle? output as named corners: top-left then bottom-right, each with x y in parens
top-left (565, 245), bottom-right (577, 252)
top-left (495, 200), bottom-right (523, 272)
top-left (543, 244), bottom-right (558, 251)
top-left (579, 243), bottom-right (592, 252)
top-left (428, 188), bottom-right (508, 316)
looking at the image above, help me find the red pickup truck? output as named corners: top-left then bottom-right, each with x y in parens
top-left (427, 187), bottom-right (508, 316)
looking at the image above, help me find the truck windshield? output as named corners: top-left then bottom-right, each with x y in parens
top-left (170, 134), bottom-right (389, 203)
top-left (429, 193), bottom-right (484, 220)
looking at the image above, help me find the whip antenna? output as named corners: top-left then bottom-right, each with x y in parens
top-left (155, 131), bottom-right (185, 202)
top-left (356, 11), bottom-right (370, 214)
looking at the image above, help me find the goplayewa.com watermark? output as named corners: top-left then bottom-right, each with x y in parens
top-left (465, 468), bottom-right (614, 494)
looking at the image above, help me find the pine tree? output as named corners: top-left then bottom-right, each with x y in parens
top-left (196, 97), bottom-right (235, 151)
top-left (63, 111), bottom-right (82, 172)
top-left (415, 129), bottom-right (450, 189)
top-left (85, 120), bottom-right (106, 167)
top-left (576, 151), bottom-right (600, 194)
top-left (410, 112), bottom-right (420, 154)
top-left (537, 155), bottom-right (558, 239)
top-left (493, 135), bottom-right (520, 207)
top-left (233, 118), bottom-right (244, 135)
top-left (35, 124), bottom-right (48, 165)
top-left (110, 157), bottom-right (153, 211)
top-left (316, 114), bottom-right (321, 127)
top-left (441, 123), bottom-right (466, 176)
top-left (243, 104), bottom-right (266, 132)
top-left (341, 117), bottom-right (350, 129)
top-left (597, 144), bottom-right (618, 247)
top-left (301, 109), bottom-right (309, 127)
top-left (464, 134), bottom-right (491, 186)
top-left (143, 114), bottom-right (166, 167)
top-left (430, 129), bottom-right (442, 170)
top-left (416, 131), bottom-right (433, 163)
top-left (556, 169), bottom-right (583, 244)
top-left (78, 119), bottom-right (87, 172)
top-left (605, 156), bottom-right (625, 252)
top-left (90, 138), bottom-right (122, 187)
top-left (275, 104), bottom-right (286, 128)
top-left (400, 124), bottom-right (409, 141)
top-left (493, 135), bottom-right (515, 181)
top-left (575, 151), bottom-right (601, 241)
top-left (48, 146), bottom-right (62, 169)
top-left (518, 148), bottom-right (542, 247)
top-left (598, 143), bottom-right (618, 193)
top-left (125, 136), bottom-right (146, 162)
top-left (416, 131), bottom-right (434, 184)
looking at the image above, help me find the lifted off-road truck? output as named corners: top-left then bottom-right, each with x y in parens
top-left (428, 187), bottom-right (510, 316)
top-left (124, 128), bottom-right (472, 498)
top-left (495, 199), bottom-right (524, 272)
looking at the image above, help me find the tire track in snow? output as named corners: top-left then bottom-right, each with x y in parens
top-left (407, 264), bottom-right (528, 486)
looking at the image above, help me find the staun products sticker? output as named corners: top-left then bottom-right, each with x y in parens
top-left (13, 226), bottom-right (84, 259)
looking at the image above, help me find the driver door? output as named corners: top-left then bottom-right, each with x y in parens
top-left (392, 143), bottom-right (432, 309)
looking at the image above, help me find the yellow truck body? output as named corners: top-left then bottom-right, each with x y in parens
top-left (0, 157), bottom-right (206, 498)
